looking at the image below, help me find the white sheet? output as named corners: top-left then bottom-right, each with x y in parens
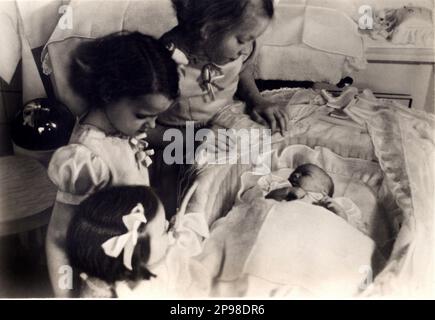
top-left (187, 90), bottom-right (435, 297)
top-left (197, 196), bottom-right (383, 298)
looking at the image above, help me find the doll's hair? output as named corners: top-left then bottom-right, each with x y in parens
top-left (66, 186), bottom-right (161, 284)
top-left (69, 32), bottom-right (179, 109)
top-left (172, 0), bottom-right (274, 41)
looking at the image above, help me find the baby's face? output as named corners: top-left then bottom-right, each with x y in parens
top-left (289, 164), bottom-right (331, 195)
top-left (144, 201), bottom-right (170, 265)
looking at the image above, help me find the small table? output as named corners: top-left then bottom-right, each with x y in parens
top-left (0, 155), bottom-right (57, 236)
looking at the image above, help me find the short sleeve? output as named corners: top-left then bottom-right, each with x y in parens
top-left (171, 211), bottom-right (210, 256)
top-left (48, 144), bottom-right (111, 205)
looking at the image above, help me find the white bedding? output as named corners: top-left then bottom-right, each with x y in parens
top-left (243, 168), bottom-right (375, 238)
top-left (187, 92), bottom-right (435, 297)
top-left (196, 195), bottom-right (384, 298)
top-left (190, 143), bottom-right (388, 298)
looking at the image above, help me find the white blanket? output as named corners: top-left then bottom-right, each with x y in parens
top-left (187, 90), bottom-right (435, 297)
top-left (196, 197), bottom-right (383, 298)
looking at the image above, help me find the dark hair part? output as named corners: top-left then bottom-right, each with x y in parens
top-left (69, 32), bottom-right (179, 109)
top-left (172, 0), bottom-right (274, 41)
top-left (66, 186), bottom-right (161, 283)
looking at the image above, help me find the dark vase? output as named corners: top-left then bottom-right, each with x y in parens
top-left (11, 98), bottom-right (75, 151)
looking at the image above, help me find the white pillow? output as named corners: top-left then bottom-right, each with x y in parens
top-left (392, 7), bottom-right (433, 47)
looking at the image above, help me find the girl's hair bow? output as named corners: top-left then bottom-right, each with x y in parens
top-left (101, 203), bottom-right (147, 270)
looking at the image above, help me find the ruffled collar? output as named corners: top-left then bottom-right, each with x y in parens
top-left (74, 119), bottom-right (154, 168)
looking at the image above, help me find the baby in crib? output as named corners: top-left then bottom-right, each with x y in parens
top-left (265, 164), bottom-right (368, 234)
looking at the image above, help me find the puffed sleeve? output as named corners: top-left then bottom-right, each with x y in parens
top-left (171, 212), bottom-right (210, 257)
top-left (48, 144), bottom-right (111, 205)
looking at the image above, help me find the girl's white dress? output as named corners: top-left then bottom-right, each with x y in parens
top-left (79, 210), bottom-right (211, 298)
top-left (158, 28), bottom-right (257, 127)
top-left (48, 122), bottom-right (151, 205)
top-left (114, 211), bottom-right (211, 298)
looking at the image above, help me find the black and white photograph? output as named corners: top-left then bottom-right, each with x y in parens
top-left (0, 0), bottom-right (434, 302)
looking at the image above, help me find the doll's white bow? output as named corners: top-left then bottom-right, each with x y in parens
top-left (101, 203), bottom-right (147, 271)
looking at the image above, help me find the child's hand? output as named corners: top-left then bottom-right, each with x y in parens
top-left (265, 187), bottom-right (305, 201)
top-left (265, 187), bottom-right (291, 201)
top-left (316, 196), bottom-right (347, 219)
top-left (249, 99), bottom-right (289, 134)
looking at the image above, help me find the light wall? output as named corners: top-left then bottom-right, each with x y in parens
top-left (0, 66), bottom-right (22, 157)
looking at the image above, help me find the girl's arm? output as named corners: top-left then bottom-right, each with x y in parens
top-left (45, 201), bottom-right (77, 298)
top-left (237, 62), bottom-right (289, 134)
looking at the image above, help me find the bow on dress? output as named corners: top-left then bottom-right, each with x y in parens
top-left (201, 64), bottom-right (224, 101)
top-left (129, 132), bottom-right (155, 169)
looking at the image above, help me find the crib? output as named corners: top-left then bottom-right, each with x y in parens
top-left (185, 91), bottom-right (435, 297)
top-left (26, 0), bottom-right (435, 297)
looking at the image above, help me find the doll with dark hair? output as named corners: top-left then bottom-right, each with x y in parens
top-left (265, 164), bottom-right (369, 235)
top-left (266, 164), bottom-right (335, 202)
top-left (66, 185), bottom-right (210, 298)
top-left (46, 32), bottom-right (180, 297)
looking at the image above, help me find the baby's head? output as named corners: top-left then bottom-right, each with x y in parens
top-left (288, 164), bottom-right (334, 197)
top-left (67, 186), bottom-right (170, 283)
top-left (70, 32), bottom-right (179, 136)
top-left (173, 0), bottom-right (274, 65)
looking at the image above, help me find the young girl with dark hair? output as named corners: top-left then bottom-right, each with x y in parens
top-left (46, 32), bottom-right (179, 297)
top-left (66, 185), bottom-right (210, 298)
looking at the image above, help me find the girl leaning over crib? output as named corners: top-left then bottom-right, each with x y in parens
top-left (66, 185), bottom-right (210, 298)
top-left (46, 32), bottom-right (179, 297)
top-left (147, 0), bottom-right (289, 147)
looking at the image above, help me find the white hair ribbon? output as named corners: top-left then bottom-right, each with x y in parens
top-left (101, 203), bottom-right (147, 271)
